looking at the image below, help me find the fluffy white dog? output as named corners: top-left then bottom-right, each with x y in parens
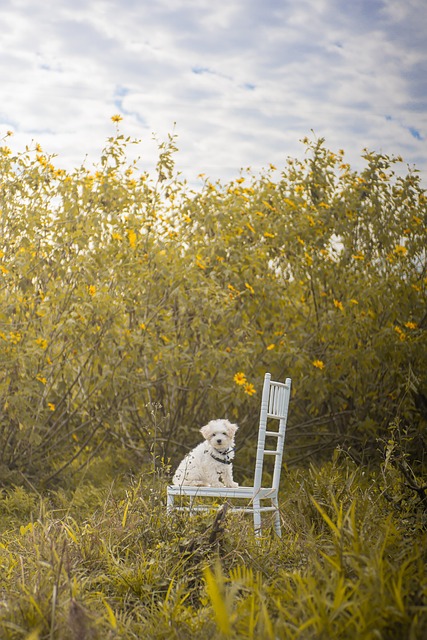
top-left (172, 419), bottom-right (239, 488)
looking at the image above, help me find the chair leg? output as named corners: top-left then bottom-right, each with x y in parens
top-left (166, 491), bottom-right (174, 513)
top-left (272, 499), bottom-right (281, 537)
top-left (253, 498), bottom-right (262, 536)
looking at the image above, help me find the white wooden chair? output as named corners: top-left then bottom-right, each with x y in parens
top-left (166, 373), bottom-right (291, 536)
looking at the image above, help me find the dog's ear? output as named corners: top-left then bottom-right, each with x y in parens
top-left (226, 421), bottom-right (239, 436)
top-left (200, 423), bottom-right (212, 439)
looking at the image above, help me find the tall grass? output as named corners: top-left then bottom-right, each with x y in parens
top-left (1, 454), bottom-right (426, 639)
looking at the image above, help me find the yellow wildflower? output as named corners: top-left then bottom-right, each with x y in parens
top-left (111, 114), bottom-right (123, 123)
top-left (48, 403), bottom-right (56, 411)
top-left (36, 375), bottom-right (47, 384)
top-left (394, 245), bottom-right (408, 256)
top-left (264, 232), bottom-right (275, 238)
top-left (262, 200), bottom-right (275, 211)
top-left (128, 229), bottom-right (137, 248)
top-left (334, 299), bottom-right (344, 311)
top-left (245, 282), bottom-right (255, 294)
top-left (244, 383), bottom-right (256, 396)
top-left (234, 372), bottom-right (247, 386)
top-left (394, 326), bottom-right (405, 341)
top-left (36, 337), bottom-right (48, 350)
top-left (312, 360), bottom-right (325, 370)
top-left (88, 285), bottom-right (96, 296)
top-left (404, 321), bottom-right (417, 330)
top-left (0, 265), bottom-right (9, 274)
top-left (284, 198), bottom-right (296, 208)
top-left (305, 252), bottom-right (313, 266)
top-left (266, 344), bottom-right (275, 351)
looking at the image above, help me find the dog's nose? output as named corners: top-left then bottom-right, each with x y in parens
top-left (217, 438), bottom-right (222, 444)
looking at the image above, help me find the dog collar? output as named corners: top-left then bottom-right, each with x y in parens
top-left (210, 448), bottom-right (234, 465)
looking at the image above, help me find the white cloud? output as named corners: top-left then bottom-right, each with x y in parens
top-left (1, 0), bottom-right (425, 184)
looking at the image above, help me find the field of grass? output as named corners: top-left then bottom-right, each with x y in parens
top-left (1, 452), bottom-right (426, 639)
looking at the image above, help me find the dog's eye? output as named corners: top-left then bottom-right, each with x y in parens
top-left (222, 432), bottom-right (226, 436)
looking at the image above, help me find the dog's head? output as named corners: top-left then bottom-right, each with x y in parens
top-left (200, 419), bottom-right (238, 451)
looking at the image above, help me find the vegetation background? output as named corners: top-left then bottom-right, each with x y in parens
top-left (0, 122), bottom-right (426, 638)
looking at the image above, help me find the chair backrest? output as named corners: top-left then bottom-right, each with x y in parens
top-left (253, 373), bottom-right (291, 491)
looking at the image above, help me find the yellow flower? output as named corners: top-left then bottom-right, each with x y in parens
top-left (128, 229), bottom-right (137, 248)
top-left (264, 232), bottom-right (275, 238)
top-left (0, 265), bottom-right (9, 274)
top-left (234, 372), bottom-right (247, 386)
top-left (246, 222), bottom-right (255, 233)
top-left (36, 337), bottom-right (48, 350)
top-left (36, 375), bottom-right (47, 384)
top-left (245, 282), bottom-right (255, 294)
top-left (111, 114), bottom-right (123, 123)
top-left (9, 332), bottom-right (22, 344)
top-left (139, 323), bottom-right (146, 330)
top-left (394, 245), bottom-right (408, 256)
top-left (352, 253), bottom-right (365, 261)
top-left (244, 383), bottom-right (256, 396)
top-left (88, 285), bottom-right (96, 296)
top-left (333, 299), bottom-right (344, 311)
top-left (394, 326), bottom-right (405, 341)
top-left (266, 344), bottom-right (275, 351)
top-left (48, 403), bottom-right (56, 411)
top-left (404, 321), bottom-right (417, 330)
top-left (312, 360), bottom-right (325, 370)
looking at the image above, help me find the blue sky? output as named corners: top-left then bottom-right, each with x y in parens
top-left (1, 0), bottom-right (426, 185)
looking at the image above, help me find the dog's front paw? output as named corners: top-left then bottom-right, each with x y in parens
top-left (229, 481), bottom-right (239, 488)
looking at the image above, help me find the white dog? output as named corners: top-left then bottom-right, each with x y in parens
top-left (172, 419), bottom-right (239, 488)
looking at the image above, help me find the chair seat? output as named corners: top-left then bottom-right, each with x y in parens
top-left (167, 485), bottom-right (277, 499)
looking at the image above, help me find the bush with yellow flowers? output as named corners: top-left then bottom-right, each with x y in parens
top-left (0, 125), bottom-right (426, 486)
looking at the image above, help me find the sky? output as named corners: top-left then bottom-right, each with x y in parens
top-left (1, 0), bottom-right (426, 186)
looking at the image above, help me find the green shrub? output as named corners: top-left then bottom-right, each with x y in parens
top-left (1, 130), bottom-right (426, 485)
